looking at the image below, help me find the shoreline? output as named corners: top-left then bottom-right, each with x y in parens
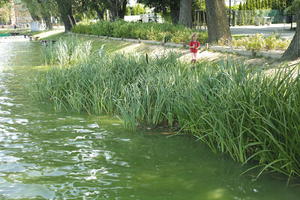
top-left (28, 34), bottom-right (300, 181)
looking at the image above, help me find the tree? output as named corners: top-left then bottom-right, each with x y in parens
top-left (55, 0), bottom-right (75, 31)
top-left (169, 0), bottom-right (180, 24)
top-left (39, 0), bottom-right (56, 29)
top-left (75, 0), bottom-right (128, 21)
top-left (106, 0), bottom-right (127, 20)
top-left (22, 0), bottom-right (56, 30)
top-left (90, 1), bottom-right (107, 20)
top-left (0, 0), bottom-right (9, 7)
top-left (205, 0), bottom-right (232, 43)
top-left (73, 0), bottom-right (108, 20)
top-left (178, 0), bottom-right (192, 27)
top-left (0, 0), bottom-right (10, 24)
top-left (138, 0), bottom-right (180, 24)
top-left (282, 0), bottom-right (300, 60)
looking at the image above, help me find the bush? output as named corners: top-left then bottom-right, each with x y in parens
top-left (72, 20), bottom-right (208, 44)
top-left (132, 4), bottom-right (146, 15)
top-left (232, 34), bottom-right (291, 51)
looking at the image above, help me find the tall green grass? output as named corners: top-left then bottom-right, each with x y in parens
top-left (32, 40), bottom-right (300, 180)
top-left (42, 36), bottom-right (92, 66)
top-left (72, 20), bottom-right (208, 44)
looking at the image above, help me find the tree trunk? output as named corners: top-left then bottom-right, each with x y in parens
top-left (96, 9), bottom-right (105, 20)
top-left (55, 0), bottom-right (74, 32)
top-left (70, 15), bottom-right (76, 26)
top-left (170, 0), bottom-right (180, 24)
top-left (108, 0), bottom-right (118, 21)
top-left (281, 13), bottom-right (300, 60)
top-left (94, 3), bottom-right (105, 20)
top-left (179, 0), bottom-right (193, 27)
top-left (107, 0), bottom-right (127, 20)
top-left (205, 0), bottom-right (232, 43)
top-left (110, 8), bottom-right (118, 21)
top-left (44, 16), bottom-right (53, 30)
top-left (118, 0), bottom-right (127, 19)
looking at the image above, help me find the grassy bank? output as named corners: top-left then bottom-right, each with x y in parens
top-left (31, 36), bottom-right (300, 180)
top-left (72, 20), bottom-right (208, 44)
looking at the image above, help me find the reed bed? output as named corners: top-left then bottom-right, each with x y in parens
top-left (31, 40), bottom-right (300, 180)
top-left (42, 36), bottom-right (92, 66)
top-left (72, 20), bottom-right (208, 44)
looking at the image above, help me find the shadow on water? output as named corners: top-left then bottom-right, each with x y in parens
top-left (0, 37), bottom-right (299, 200)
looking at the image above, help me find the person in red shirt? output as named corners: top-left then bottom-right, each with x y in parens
top-left (189, 33), bottom-right (201, 64)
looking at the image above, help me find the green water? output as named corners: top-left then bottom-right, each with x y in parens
top-left (0, 38), bottom-right (299, 200)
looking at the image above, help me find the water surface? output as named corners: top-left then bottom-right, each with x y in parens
top-left (0, 37), bottom-right (299, 200)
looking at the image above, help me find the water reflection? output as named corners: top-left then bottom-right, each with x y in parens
top-left (0, 39), bottom-right (299, 200)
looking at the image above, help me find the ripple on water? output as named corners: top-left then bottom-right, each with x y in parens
top-left (0, 110), bottom-right (11, 115)
top-left (0, 155), bottom-right (21, 163)
top-left (0, 117), bottom-right (29, 125)
top-left (0, 162), bottom-right (34, 173)
top-left (0, 183), bottom-right (55, 199)
top-left (0, 40), bottom-right (300, 200)
top-left (87, 123), bottom-right (100, 129)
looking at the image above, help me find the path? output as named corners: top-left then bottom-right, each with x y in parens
top-left (231, 23), bottom-right (296, 39)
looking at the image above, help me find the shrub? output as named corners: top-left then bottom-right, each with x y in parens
top-left (245, 34), bottom-right (265, 51)
top-left (232, 34), bottom-right (291, 51)
top-left (72, 20), bottom-right (208, 44)
top-left (265, 34), bottom-right (277, 50)
top-left (132, 4), bottom-right (146, 15)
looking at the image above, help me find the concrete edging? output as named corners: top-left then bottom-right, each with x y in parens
top-left (70, 32), bottom-right (284, 59)
top-left (70, 32), bottom-right (185, 48)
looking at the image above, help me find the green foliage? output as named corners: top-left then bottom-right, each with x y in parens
top-left (285, 0), bottom-right (300, 14)
top-left (125, 6), bottom-right (131, 16)
top-left (72, 20), bottom-right (208, 43)
top-left (241, 0), bottom-right (291, 10)
top-left (244, 34), bottom-right (265, 51)
top-left (232, 34), bottom-right (290, 51)
top-left (0, 0), bottom-right (9, 8)
top-left (0, 1), bottom-right (10, 24)
top-left (125, 4), bottom-right (147, 16)
top-left (42, 36), bottom-right (92, 66)
top-left (31, 41), bottom-right (300, 179)
top-left (132, 4), bottom-right (146, 15)
top-left (194, 0), bottom-right (205, 10)
top-left (21, 0), bottom-right (57, 29)
top-left (138, 0), bottom-right (180, 23)
top-left (235, 8), bottom-right (286, 26)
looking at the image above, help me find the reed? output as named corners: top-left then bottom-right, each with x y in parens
top-left (31, 43), bottom-right (300, 180)
top-left (42, 36), bottom-right (92, 66)
top-left (72, 20), bottom-right (208, 44)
